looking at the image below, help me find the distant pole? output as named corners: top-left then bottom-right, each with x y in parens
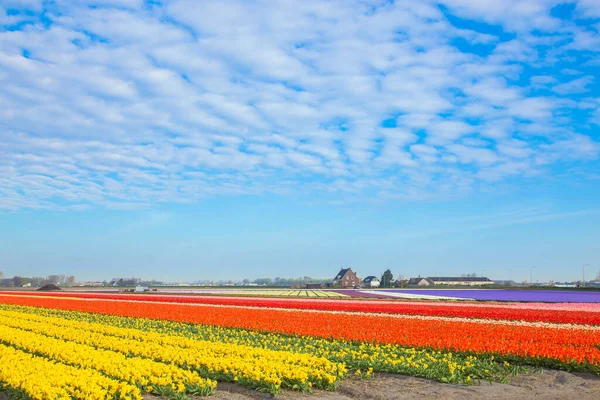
top-left (583, 264), bottom-right (589, 286)
top-left (530, 266), bottom-right (536, 285)
top-left (504, 268), bottom-right (510, 282)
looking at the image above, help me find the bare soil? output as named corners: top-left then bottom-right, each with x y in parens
top-left (207, 369), bottom-right (600, 400)
top-left (1, 369), bottom-right (597, 399)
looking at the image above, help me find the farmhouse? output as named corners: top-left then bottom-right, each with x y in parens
top-left (362, 276), bottom-right (381, 288)
top-left (428, 277), bottom-right (494, 286)
top-left (333, 268), bottom-right (361, 288)
top-left (408, 277), bottom-right (435, 286)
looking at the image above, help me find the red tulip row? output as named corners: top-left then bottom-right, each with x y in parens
top-left (0, 293), bottom-right (599, 369)
top-left (5, 291), bottom-right (599, 325)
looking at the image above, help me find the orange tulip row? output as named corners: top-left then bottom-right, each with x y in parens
top-left (1, 293), bottom-right (598, 369)
top-left (5, 291), bottom-right (599, 324)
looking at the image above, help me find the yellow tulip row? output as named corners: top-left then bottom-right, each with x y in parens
top-left (0, 309), bottom-right (345, 394)
top-left (82, 309), bottom-right (495, 382)
top-left (0, 304), bottom-right (514, 386)
top-left (1, 307), bottom-right (339, 369)
top-left (160, 290), bottom-right (347, 297)
top-left (0, 323), bottom-right (216, 397)
top-left (0, 342), bottom-right (142, 400)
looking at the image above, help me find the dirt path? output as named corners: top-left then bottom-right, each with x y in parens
top-left (1, 369), bottom-right (597, 400)
top-left (210, 370), bottom-right (600, 400)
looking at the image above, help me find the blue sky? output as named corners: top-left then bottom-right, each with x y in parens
top-left (1, 0), bottom-right (599, 282)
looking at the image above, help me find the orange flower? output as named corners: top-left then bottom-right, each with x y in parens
top-left (0, 293), bottom-right (599, 367)
top-left (2, 291), bottom-right (599, 325)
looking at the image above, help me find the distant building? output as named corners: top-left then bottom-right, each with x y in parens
top-left (408, 277), bottom-right (435, 286)
top-left (394, 279), bottom-right (408, 288)
top-left (429, 277), bottom-right (494, 286)
top-left (306, 283), bottom-right (322, 289)
top-left (362, 276), bottom-right (381, 288)
top-left (47, 275), bottom-right (63, 285)
top-left (333, 268), bottom-right (361, 288)
top-left (493, 280), bottom-right (515, 286)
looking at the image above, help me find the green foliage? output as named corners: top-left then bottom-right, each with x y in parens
top-left (380, 269), bottom-right (394, 288)
top-left (0, 304), bottom-right (531, 386)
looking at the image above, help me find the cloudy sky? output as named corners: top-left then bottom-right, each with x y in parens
top-left (1, 0), bottom-right (599, 282)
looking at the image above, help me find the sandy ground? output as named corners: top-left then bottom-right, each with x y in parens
top-left (1, 369), bottom-right (597, 399)
top-left (208, 370), bottom-right (600, 400)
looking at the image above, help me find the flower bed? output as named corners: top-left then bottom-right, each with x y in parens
top-left (0, 293), bottom-right (598, 373)
top-left (3, 291), bottom-right (598, 325)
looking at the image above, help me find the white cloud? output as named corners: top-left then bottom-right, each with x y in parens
top-left (0, 0), bottom-right (599, 210)
top-left (426, 120), bottom-right (475, 145)
top-left (1, 0), bottom-right (43, 10)
top-left (439, 0), bottom-right (564, 32)
top-left (540, 134), bottom-right (600, 161)
top-left (505, 97), bottom-right (555, 120)
top-left (576, 0), bottom-right (600, 18)
top-left (464, 77), bottom-right (521, 105)
top-left (552, 76), bottom-right (594, 95)
top-left (446, 144), bottom-right (500, 166)
top-left (530, 75), bottom-right (557, 88)
top-left (497, 139), bottom-right (533, 159)
top-left (569, 28), bottom-right (600, 51)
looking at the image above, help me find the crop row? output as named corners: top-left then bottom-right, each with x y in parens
top-left (0, 303), bottom-right (521, 384)
top-left (4, 291), bottom-right (599, 324)
top-left (0, 308), bottom-right (345, 394)
top-left (1, 296), bottom-right (599, 373)
top-left (191, 290), bottom-right (348, 297)
top-left (0, 343), bottom-right (142, 400)
top-left (0, 323), bottom-right (216, 397)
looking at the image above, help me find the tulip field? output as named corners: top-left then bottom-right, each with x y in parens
top-left (0, 291), bottom-right (598, 399)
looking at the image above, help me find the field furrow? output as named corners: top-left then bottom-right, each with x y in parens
top-left (0, 308), bottom-right (344, 394)
top-left (0, 343), bottom-right (142, 400)
top-left (0, 323), bottom-right (215, 397)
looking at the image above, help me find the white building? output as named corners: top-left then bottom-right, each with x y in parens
top-left (428, 277), bottom-right (494, 286)
top-left (362, 276), bottom-right (381, 288)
